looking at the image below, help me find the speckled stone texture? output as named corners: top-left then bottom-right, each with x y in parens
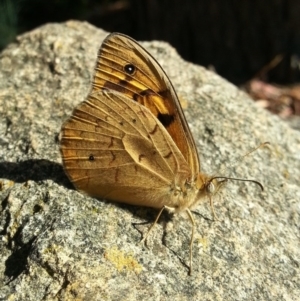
top-left (0, 21), bottom-right (299, 301)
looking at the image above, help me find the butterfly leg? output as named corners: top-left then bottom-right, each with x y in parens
top-left (209, 196), bottom-right (220, 221)
top-left (186, 209), bottom-right (195, 275)
top-left (140, 205), bottom-right (177, 245)
top-left (140, 206), bottom-right (166, 245)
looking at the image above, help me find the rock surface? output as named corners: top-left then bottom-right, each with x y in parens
top-left (0, 21), bottom-right (299, 301)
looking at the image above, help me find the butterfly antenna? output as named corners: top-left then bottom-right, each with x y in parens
top-left (207, 176), bottom-right (263, 222)
top-left (211, 176), bottom-right (264, 191)
top-left (213, 141), bottom-right (270, 177)
top-left (239, 142), bottom-right (270, 161)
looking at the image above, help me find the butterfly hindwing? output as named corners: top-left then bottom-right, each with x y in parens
top-left (60, 90), bottom-right (191, 207)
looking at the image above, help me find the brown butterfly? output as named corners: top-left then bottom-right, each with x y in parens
top-left (60, 33), bottom-right (264, 274)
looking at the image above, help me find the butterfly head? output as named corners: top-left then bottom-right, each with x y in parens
top-left (195, 173), bottom-right (226, 197)
top-left (205, 177), bottom-right (227, 196)
top-left (195, 173), bottom-right (264, 220)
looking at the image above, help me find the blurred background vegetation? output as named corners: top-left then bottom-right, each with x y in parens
top-left (1, 0), bottom-right (300, 86)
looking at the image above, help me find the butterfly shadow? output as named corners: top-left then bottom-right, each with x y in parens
top-left (0, 159), bottom-right (67, 282)
top-left (130, 207), bottom-right (189, 265)
top-left (131, 207), bottom-right (173, 240)
top-left (0, 159), bottom-right (216, 276)
top-left (0, 159), bottom-right (73, 189)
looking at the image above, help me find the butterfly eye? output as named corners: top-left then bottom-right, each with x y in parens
top-left (207, 181), bottom-right (215, 194)
top-left (124, 64), bottom-right (136, 75)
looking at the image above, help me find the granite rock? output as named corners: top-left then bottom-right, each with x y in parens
top-left (0, 21), bottom-right (299, 301)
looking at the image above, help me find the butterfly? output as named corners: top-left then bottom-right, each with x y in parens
top-left (60, 33), bottom-right (263, 274)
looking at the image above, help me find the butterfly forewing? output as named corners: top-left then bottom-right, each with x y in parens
top-left (91, 33), bottom-right (200, 175)
top-left (60, 90), bottom-right (191, 208)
